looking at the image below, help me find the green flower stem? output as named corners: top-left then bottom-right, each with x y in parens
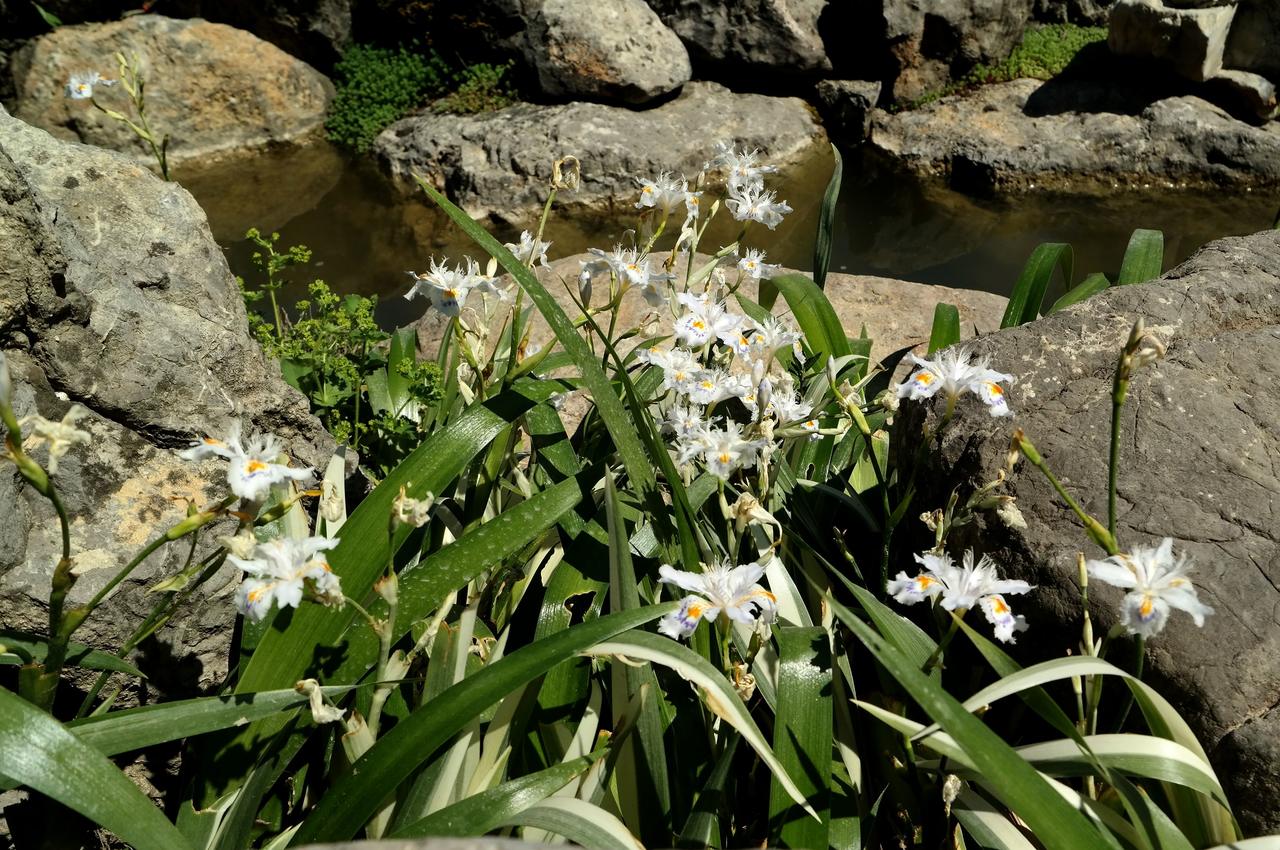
top-left (1108, 372), bottom-right (1128, 541)
top-left (1015, 431), bottom-right (1118, 556)
top-left (922, 613), bottom-right (962, 674)
top-left (76, 546), bottom-right (228, 718)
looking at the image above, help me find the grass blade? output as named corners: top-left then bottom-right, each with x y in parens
top-left (500, 797), bottom-right (644, 850)
top-left (927, 302), bottom-right (961, 354)
top-left (770, 273), bottom-right (853, 362)
top-left (1116, 229), bottom-right (1164, 285)
top-left (768, 626), bottom-right (832, 849)
top-left (392, 753), bottom-right (603, 838)
top-left (813, 144), bottom-right (843, 291)
top-left (1002, 243), bottom-right (1073, 327)
top-left (583, 629), bottom-right (816, 816)
top-left (828, 595), bottom-right (1113, 849)
top-left (0, 687), bottom-right (193, 850)
top-left (1048, 272), bottom-right (1109, 314)
top-left (291, 604), bottom-right (674, 844)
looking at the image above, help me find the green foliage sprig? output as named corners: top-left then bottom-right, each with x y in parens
top-left (325, 44), bottom-right (450, 152)
top-left (239, 230), bottom-right (441, 476)
top-left (432, 61), bottom-right (516, 115)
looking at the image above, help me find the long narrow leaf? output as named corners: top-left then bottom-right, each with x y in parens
top-left (583, 629), bottom-right (816, 816)
top-left (500, 797), bottom-right (644, 850)
top-left (414, 177), bottom-right (658, 500)
top-left (927, 303), bottom-right (961, 354)
top-left (1048, 271), bottom-right (1110, 314)
top-left (770, 273), bottom-right (853, 361)
top-left (829, 596), bottom-right (1111, 849)
top-left (1116, 229), bottom-right (1164, 285)
top-left (1002, 243), bottom-right (1073, 327)
top-left (768, 626), bottom-right (832, 848)
top-left (393, 753), bottom-right (602, 837)
top-left (291, 605), bottom-right (674, 843)
top-left (0, 687), bottom-right (193, 850)
top-left (813, 144), bottom-right (843, 290)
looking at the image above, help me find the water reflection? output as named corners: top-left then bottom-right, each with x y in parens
top-left (181, 139), bottom-right (1278, 330)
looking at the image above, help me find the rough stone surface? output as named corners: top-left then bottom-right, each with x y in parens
top-left (9, 15), bottom-right (334, 167)
top-left (870, 77), bottom-right (1280, 196)
top-left (1223, 0), bottom-right (1280, 84)
top-left (646, 0), bottom-right (832, 78)
top-left (897, 229), bottom-right (1280, 835)
top-left (0, 107), bottom-right (331, 698)
top-left (414, 252), bottom-right (1008, 371)
top-left (1108, 0), bottom-right (1236, 82)
top-left (375, 81), bottom-right (826, 221)
top-left (815, 79), bottom-right (881, 146)
top-left (1033, 0), bottom-right (1116, 25)
top-left (518, 0), bottom-right (690, 104)
top-left (1208, 69), bottom-right (1278, 121)
top-left (196, 0), bottom-right (352, 70)
top-left (872, 0), bottom-right (1036, 102)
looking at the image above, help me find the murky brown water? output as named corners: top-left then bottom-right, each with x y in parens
top-left (178, 140), bottom-right (1279, 331)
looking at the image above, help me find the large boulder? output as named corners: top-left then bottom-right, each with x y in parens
top-left (8, 15), bottom-right (333, 167)
top-left (1032, 0), bottom-right (1115, 25)
top-left (896, 228), bottom-right (1280, 834)
top-left (414, 252), bottom-right (1008, 368)
top-left (196, 0), bottom-right (352, 71)
top-left (1108, 0), bottom-right (1237, 82)
top-left (645, 0), bottom-right (832, 78)
top-left (866, 0), bottom-right (1037, 103)
top-left (870, 77), bottom-right (1280, 196)
top-left (1223, 1), bottom-right (1280, 84)
top-left (0, 106), bottom-right (331, 702)
top-left (518, 0), bottom-right (690, 104)
top-left (375, 81), bottom-right (826, 222)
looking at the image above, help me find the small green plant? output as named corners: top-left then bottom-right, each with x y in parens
top-left (906, 23), bottom-right (1107, 110)
top-left (433, 61), bottom-right (516, 115)
top-left (64, 51), bottom-right (170, 179)
top-left (239, 230), bottom-right (442, 475)
top-left (967, 22), bottom-right (1107, 86)
top-left (325, 43), bottom-right (449, 151)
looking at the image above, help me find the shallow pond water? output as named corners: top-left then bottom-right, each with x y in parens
top-left (178, 140), bottom-right (1279, 331)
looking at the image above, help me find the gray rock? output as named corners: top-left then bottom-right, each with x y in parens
top-left (645, 0), bottom-right (831, 77)
top-left (815, 79), bottom-right (881, 146)
top-left (1208, 68), bottom-right (1278, 121)
top-left (519, 0), bottom-right (690, 104)
top-left (8, 14), bottom-right (334, 167)
top-left (196, 0), bottom-right (352, 71)
top-left (875, 0), bottom-right (1036, 102)
top-left (374, 81), bottom-right (826, 222)
top-left (870, 78), bottom-right (1280, 196)
top-left (1108, 0), bottom-right (1236, 82)
top-left (0, 107), bottom-right (331, 697)
top-left (895, 228), bottom-right (1280, 835)
top-left (1223, 1), bottom-right (1280, 83)
top-left (1032, 0), bottom-right (1116, 25)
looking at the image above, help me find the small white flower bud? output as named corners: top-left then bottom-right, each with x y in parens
top-left (552, 155), bottom-right (581, 191)
top-left (995, 498), bottom-right (1027, 530)
top-left (296, 678), bottom-right (346, 725)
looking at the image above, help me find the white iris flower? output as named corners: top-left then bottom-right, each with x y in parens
top-left (228, 536), bottom-right (343, 622)
top-left (737, 248), bottom-right (781, 281)
top-left (674, 292), bottom-right (743, 348)
top-left (1085, 538), bottom-right (1214, 638)
top-left (657, 559), bottom-right (778, 639)
top-left (504, 231), bottom-right (551, 268)
top-left (20, 405), bottom-right (92, 475)
top-left (65, 71), bottom-right (115, 100)
top-left (405, 257), bottom-right (502, 317)
top-left (888, 550), bottom-right (1033, 643)
top-left (726, 184), bottom-right (793, 230)
top-left (179, 422), bottom-right (312, 503)
top-left (896, 348), bottom-right (1014, 417)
